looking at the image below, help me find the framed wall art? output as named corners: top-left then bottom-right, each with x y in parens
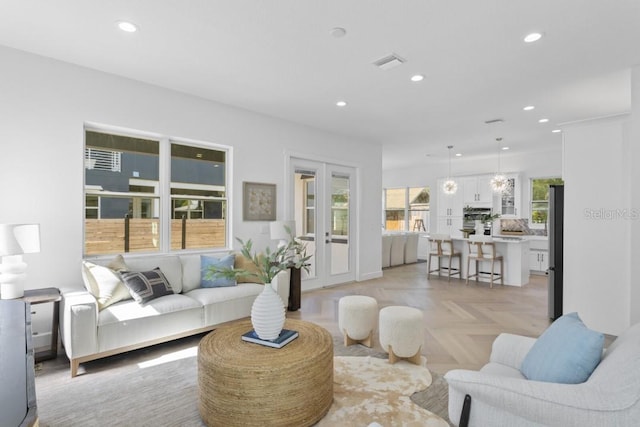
top-left (243, 181), bottom-right (277, 221)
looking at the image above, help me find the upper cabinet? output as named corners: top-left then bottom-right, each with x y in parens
top-left (462, 175), bottom-right (495, 206)
top-left (498, 173), bottom-right (521, 217)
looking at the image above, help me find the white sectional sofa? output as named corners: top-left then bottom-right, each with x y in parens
top-left (60, 252), bottom-right (289, 377)
top-left (382, 232), bottom-right (421, 268)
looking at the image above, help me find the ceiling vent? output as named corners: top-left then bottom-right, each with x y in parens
top-left (484, 118), bottom-right (504, 124)
top-left (373, 53), bottom-right (406, 70)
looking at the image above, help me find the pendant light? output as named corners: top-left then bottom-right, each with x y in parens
top-left (490, 137), bottom-right (511, 193)
top-left (443, 145), bottom-right (458, 195)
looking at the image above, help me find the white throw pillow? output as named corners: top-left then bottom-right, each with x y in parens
top-left (81, 256), bottom-right (131, 310)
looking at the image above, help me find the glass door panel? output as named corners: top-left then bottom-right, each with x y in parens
top-left (294, 168), bottom-right (317, 281)
top-left (330, 173), bottom-right (349, 275)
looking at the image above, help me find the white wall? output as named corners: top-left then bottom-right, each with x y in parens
top-left (562, 115), bottom-right (630, 335)
top-left (0, 45), bottom-right (383, 292)
top-left (562, 66), bottom-right (640, 336)
top-left (631, 66), bottom-right (640, 326)
top-left (383, 147), bottom-right (563, 232)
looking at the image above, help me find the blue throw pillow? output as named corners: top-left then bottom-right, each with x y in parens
top-left (521, 312), bottom-right (604, 384)
top-left (201, 254), bottom-right (237, 288)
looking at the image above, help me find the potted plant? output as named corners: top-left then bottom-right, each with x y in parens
top-left (480, 212), bottom-right (501, 223)
top-left (206, 229), bottom-right (311, 340)
top-left (282, 226), bottom-right (311, 311)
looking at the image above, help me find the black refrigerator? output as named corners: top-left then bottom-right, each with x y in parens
top-left (548, 184), bottom-right (564, 320)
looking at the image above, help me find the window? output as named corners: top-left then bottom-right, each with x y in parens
top-left (530, 177), bottom-right (564, 224)
top-left (304, 177), bottom-right (315, 234)
top-left (84, 129), bottom-right (228, 255)
top-left (383, 186), bottom-right (430, 231)
top-left (384, 188), bottom-right (406, 231)
top-left (170, 143), bottom-right (227, 250)
top-left (331, 175), bottom-right (349, 236)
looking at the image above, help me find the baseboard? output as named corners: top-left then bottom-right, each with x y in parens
top-left (358, 271), bottom-right (383, 281)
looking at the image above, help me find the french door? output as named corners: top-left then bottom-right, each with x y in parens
top-left (288, 157), bottom-right (356, 290)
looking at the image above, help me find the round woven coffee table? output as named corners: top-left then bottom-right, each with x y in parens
top-left (198, 318), bottom-right (334, 427)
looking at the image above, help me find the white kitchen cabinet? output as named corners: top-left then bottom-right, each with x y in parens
top-left (530, 249), bottom-right (549, 273)
top-left (463, 175), bottom-right (494, 206)
top-left (437, 178), bottom-right (464, 237)
top-left (437, 178), bottom-right (464, 217)
top-left (498, 173), bottom-right (521, 217)
top-left (437, 217), bottom-right (463, 238)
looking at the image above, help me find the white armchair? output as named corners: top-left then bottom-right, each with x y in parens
top-left (445, 322), bottom-right (640, 426)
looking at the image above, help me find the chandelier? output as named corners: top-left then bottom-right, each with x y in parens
top-left (490, 138), bottom-right (512, 194)
top-left (443, 145), bottom-right (458, 195)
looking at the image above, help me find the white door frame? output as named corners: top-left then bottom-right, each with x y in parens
top-left (284, 153), bottom-right (358, 290)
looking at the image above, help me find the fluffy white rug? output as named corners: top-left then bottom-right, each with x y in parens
top-left (316, 356), bottom-right (449, 427)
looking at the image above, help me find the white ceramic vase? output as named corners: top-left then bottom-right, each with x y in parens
top-left (251, 282), bottom-right (286, 340)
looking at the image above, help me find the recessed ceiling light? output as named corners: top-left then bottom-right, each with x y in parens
top-left (330, 27), bottom-right (347, 38)
top-left (410, 74), bottom-right (424, 82)
top-left (502, 146), bottom-right (510, 151)
top-left (336, 100), bottom-right (347, 107)
top-left (117, 21), bottom-right (138, 33)
top-left (523, 105), bottom-right (535, 111)
top-left (524, 32), bottom-right (543, 43)
top-left (552, 129), bottom-right (562, 133)
top-left (455, 153), bottom-right (462, 157)
top-left (538, 118), bottom-right (549, 123)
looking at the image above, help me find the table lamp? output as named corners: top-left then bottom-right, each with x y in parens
top-left (269, 220), bottom-right (296, 248)
top-left (0, 223), bottom-right (41, 299)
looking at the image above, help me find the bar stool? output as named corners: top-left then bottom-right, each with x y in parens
top-left (427, 234), bottom-right (461, 282)
top-left (466, 235), bottom-right (504, 287)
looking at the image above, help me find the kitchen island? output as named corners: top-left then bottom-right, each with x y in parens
top-left (450, 237), bottom-right (530, 286)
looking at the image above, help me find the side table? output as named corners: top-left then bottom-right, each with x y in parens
top-left (20, 287), bottom-right (61, 363)
top-left (0, 300), bottom-right (38, 427)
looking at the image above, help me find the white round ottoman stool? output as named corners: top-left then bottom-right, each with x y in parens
top-left (379, 306), bottom-right (424, 365)
top-left (338, 295), bottom-right (378, 347)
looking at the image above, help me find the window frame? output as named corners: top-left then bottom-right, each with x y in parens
top-left (83, 125), bottom-right (232, 256)
top-left (383, 186), bottom-right (430, 232)
top-left (529, 177), bottom-right (564, 226)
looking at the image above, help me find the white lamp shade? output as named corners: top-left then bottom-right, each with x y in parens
top-left (0, 224), bottom-right (41, 256)
top-left (270, 220), bottom-right (296, 241)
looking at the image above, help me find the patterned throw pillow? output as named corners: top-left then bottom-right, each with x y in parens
top-left (119, 268), bottom-right (174, 305)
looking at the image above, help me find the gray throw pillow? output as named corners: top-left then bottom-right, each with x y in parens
top-left (120, 268), bottom-right (174, 305)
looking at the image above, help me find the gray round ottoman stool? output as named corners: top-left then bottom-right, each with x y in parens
top-left (379, 305), bottom-right (424, 365)
top-left (338, 295), bottom-right (378, 347)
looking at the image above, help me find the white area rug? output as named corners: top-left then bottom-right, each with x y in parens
top-left (316, 356), bottom-right (449, 427)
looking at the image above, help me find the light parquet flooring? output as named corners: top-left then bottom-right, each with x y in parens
top-left (288, 262), bottom-right (551, 375)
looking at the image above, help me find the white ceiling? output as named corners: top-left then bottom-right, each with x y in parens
top-left (1, 1), bottom-right (639, 169)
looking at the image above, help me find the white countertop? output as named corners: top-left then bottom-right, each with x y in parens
top-left (452, 236), bottom-right (529, 244)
